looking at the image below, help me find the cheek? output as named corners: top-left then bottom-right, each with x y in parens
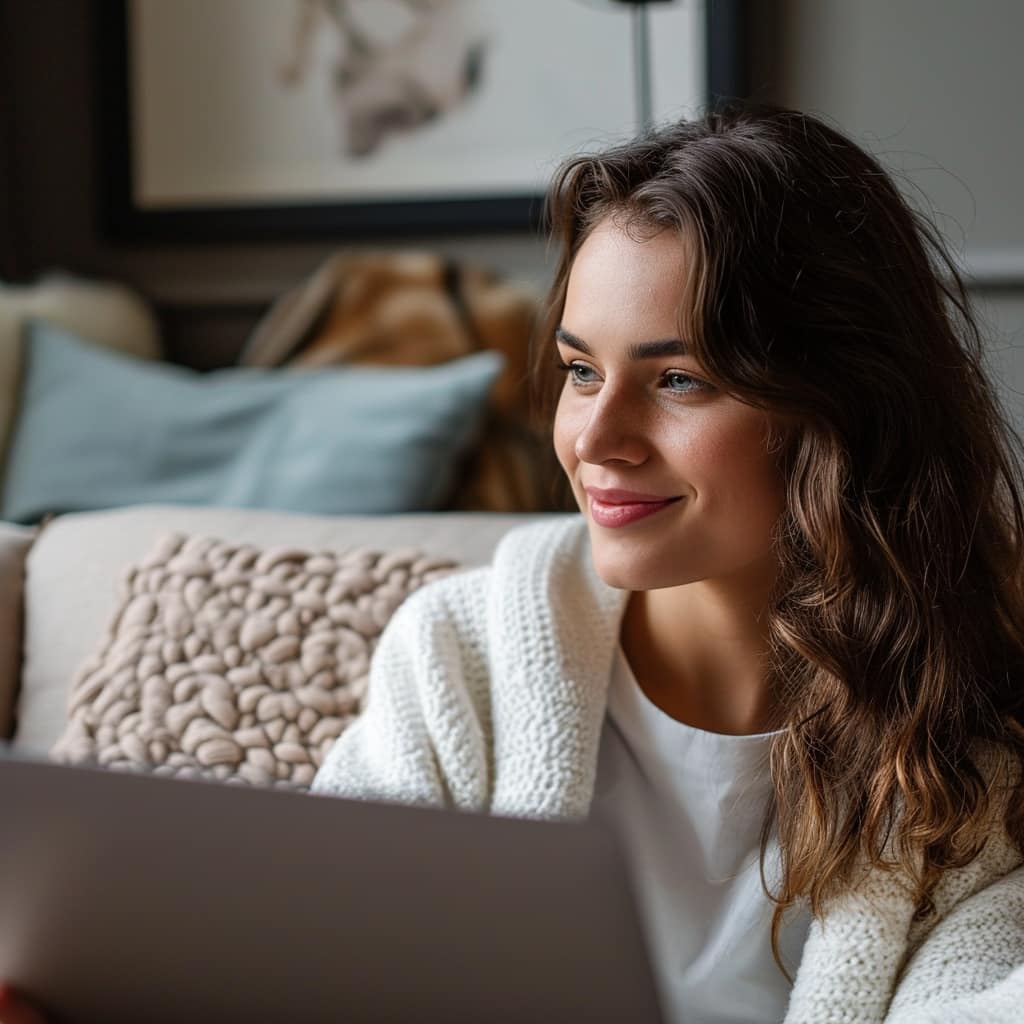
top-left (704, 417), bottom-right (787, 513)
top-left (552, 389), bottom-right (579, 476)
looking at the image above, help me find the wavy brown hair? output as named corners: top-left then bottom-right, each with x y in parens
top-left (531, 103), bottom-right (1024, 969)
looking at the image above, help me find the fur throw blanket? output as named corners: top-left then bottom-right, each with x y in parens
top-left (239, 251), bottom-right (567, 513)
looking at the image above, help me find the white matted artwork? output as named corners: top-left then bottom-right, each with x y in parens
top-left (127, 0), bottom-right (706, 210)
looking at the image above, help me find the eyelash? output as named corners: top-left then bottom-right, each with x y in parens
top-left (553, 358), bottom-right (711, 395)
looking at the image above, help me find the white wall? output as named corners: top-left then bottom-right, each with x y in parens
top-left (762, 0), bottom-right (1024, 426)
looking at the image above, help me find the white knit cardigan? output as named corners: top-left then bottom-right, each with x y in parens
top-left (312, 516), bottom-right (1024, 1023)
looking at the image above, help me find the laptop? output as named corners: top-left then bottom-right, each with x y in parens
top-left (0, 752), bottom-right (665, 1024)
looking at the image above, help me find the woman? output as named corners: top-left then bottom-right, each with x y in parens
top-left (311, 104), bottom-right (1024, 1023)
top-left (3, 104), bottom-right (1022, 1024)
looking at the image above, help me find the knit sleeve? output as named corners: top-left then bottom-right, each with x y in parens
top-left (884, 863), bottom-right (1024, 1023)
top-left (309, 569), bottom-right (492, 812)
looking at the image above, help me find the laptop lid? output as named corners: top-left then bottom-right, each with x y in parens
top-left (0, 754), bottom-right (665, 1024)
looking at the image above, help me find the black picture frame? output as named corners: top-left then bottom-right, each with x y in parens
top-left (93, 0), bottom-right (748, 243)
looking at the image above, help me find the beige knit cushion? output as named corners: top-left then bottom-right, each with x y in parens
top-left (50, 532), bottom-right (457, 787)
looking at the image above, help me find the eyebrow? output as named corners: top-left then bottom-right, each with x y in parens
top-left (555, 326), bottom-right (690, 360)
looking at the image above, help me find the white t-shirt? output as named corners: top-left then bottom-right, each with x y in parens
top-left (590, 647), bottom-right (812, 1024)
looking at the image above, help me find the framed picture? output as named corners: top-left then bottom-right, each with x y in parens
top-left (94, 0), bottom-right (746, 241)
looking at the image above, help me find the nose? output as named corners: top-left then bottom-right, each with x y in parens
top-left (573, 384), bottom-right (649, 466)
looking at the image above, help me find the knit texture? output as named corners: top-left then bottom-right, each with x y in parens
top-left (313, 514), bottom-right (625, 817)
top-left (51, 532), bottom-right (457, 787)
top-left (312, 515), bottom-right (1024, 1022)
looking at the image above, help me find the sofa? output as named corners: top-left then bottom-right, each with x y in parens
top-left (0, 270), bottom-right (559, 778)
top-left (0, 504), bottom-right (547, 777)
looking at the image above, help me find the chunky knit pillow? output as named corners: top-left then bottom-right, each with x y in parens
top-left (50, 532), bottom-right (458, 787)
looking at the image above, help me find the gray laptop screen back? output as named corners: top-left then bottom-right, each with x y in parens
top-left (0, 756), bottom-right (665, 1024)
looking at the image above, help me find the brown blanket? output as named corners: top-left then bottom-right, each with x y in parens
top-left (239, 251), bottom-right (566, 512)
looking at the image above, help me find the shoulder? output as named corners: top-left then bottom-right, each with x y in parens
top-left (489, 514), bottom-right (615, 611)
top-left (886, 860), bottom-right (1024, 1020)
top-left (376, 513), bottom-right (619, 678)
top-left (394, 514), bottom-right (589, 621)
top-left (491, 513), bottom-right (590, 568)
top-left (397, 562), bottom-right (490, 617)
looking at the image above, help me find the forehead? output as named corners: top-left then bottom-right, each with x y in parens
top-left (563, 217), bottom-right (696, 339)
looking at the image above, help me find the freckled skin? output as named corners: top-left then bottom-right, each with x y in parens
top-left (553, 216), bottom-right (788, 595)
top-left (552, 216), bottom-right (790, 733)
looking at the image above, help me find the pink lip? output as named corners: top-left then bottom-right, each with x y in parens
top-left (585, 488), bottom-right (683, 528)
top-left (585, 487), bottom-right (680, 504)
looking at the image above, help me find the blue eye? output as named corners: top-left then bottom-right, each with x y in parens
top-left (663, 371), bottom-right (708, 393)
top-left (554, 358), bottom-right (711, 395)
top-left (554, 359), bottom-right (600, 385)
top-left (569, 363), bottom-right (599, 385)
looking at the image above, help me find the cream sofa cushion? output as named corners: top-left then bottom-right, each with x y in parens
top-left (14, 505), bottom-right (543, 754)
top-left (0, 274), bottom-right (161, 467)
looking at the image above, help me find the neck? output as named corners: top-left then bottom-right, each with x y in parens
top-left (620, 570), bottom-right (779, 736)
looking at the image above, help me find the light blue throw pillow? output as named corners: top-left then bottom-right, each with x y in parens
top-left (1, 320), bottom-right (504, 523)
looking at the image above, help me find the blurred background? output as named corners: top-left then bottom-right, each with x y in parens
top-left (1, 0), bottom-right (1022, 519)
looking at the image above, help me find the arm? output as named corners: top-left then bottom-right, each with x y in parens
top-left (311, 571), bottom-right (491, 812)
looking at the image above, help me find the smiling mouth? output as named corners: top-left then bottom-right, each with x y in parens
top-left (588, 494), bottom-right (683, 528)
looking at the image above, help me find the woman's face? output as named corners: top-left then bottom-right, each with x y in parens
top-left (553, 215), bottom-right (788, 592)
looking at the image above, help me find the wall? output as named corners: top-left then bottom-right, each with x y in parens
top-left (5, 0), bottom-right (1024, 405)
top-left (2, 0), bottom-right (552, 367)
top-left (752, 0), bottom-right (1024, 424)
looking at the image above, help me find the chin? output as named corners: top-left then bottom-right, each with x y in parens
top-left (587, 539), bottom-right (675, 592)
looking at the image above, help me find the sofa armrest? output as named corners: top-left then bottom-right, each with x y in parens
top-left (0, 520), bottom-right (35, 739)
